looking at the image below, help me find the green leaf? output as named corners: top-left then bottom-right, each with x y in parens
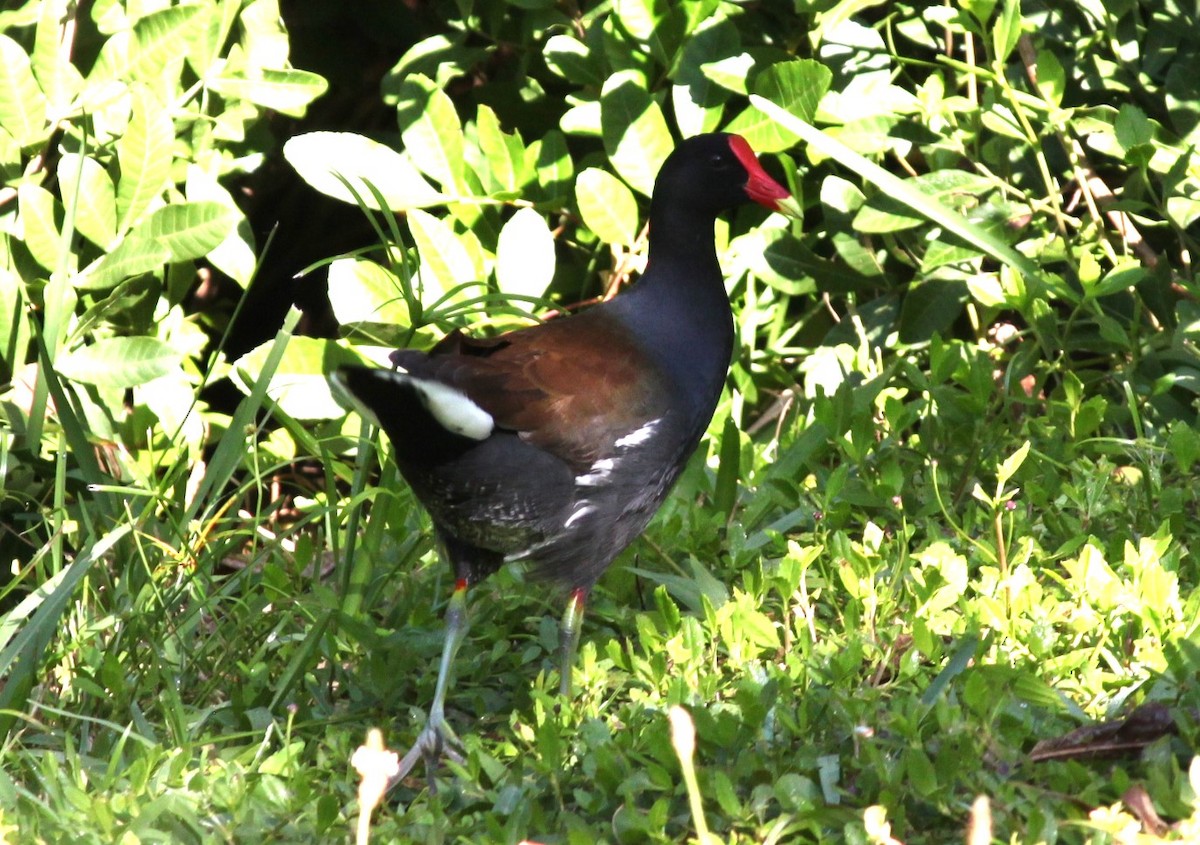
top-left (32, 0), bottom-right (84, 112)
top-left (496, 208), bottom-right (555, 299)
top-left (1033, 48), bottom-right (1064, 107)
top-left (129, 5), bottom-right (205, 83)
top-left (396, 74), bottom-right (465, 193)
top-left (575, 167), bottom-right (638, 245)
top-left (610, 0), bottom-right (678, 64)
top-left (543, 34), bottom-right (604, 87)
top-left (745, 229), bottom-right (818, 296)
top-left (408, 208), bottom-right (479, 294)
top-left (134, 201), bottom-right (237, 262)
top-left (601, 70), bottom-right (672, 197)
top-left (185, 165), bottom-right (256, 287)
top-left (207, 68), bottom-right (328, 118)
top-left (326, 258), bottom-right (412, 325)
top-left (898, 279), bottom-right (966, 343)
top-left (476, 104), bottom-right (527, 194)
top-left (996, 440), bottom-right (1030, 487)
top-left (58, 154), bottom-right (117, 249)
top-left (283, 131), bottom-right (442, 210)
top-left (729, 59), bottom-right (832, 152)
top-left (232, 336), bottom-right (356, 420)
top-left (672, 16), bottom-right (737, 136)
top-left (17, 183), bottom-right (60, 271)
top-left (1114, 104), bottom-right (1153, 152)
top-left (751, 95), bottom-right (1046, 293)
top-left (0, 34), bottom-right (48, 148)
top-left (529, 130), bottom-right (572, 203)
top-left (77, 235), bottom-right (170, 291)
top-left (56, 336), bottom-right (183, 388)
top-left (116, 86), bottom-right (173, 233)
top-left (992, 0), bottom-right (1022, 62)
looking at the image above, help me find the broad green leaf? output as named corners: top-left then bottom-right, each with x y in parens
top-left (185, 165), bottom-right (256, 287)
top-left (898, 279), bottom-right (967, 343)
top-left (575, 167), bottom-right (638, 245)
top-left (56, 336), bottom-right (183, 388)
top-left (207, 68), bottom-right (328, 118)
top-left (560, 98), bottom-right (602, 136)
top-left (17, 184), bottom-right (60, 271)
top-left (729, 59), bottom-right (832, 152)
top-left (700, 51), bottom-right (758, 94)
top-left (992, 0), bottom-right (1022, 62)
top-left (855, 170), bottom-right (992, 233)
top-left (116, 86), bottom-right (173, 233)
top-left (33, 0), bottom-right (84, 112)
top-left (672, 16), bottom-right (737, 136)
top-left (752, 95), bottom-right (1045, 290)
top-left (58, 154), bottom-right (117, 249)
top-left (1115, 104), bottom-right (1153, 152)
top-left (129, 5), bottom-right (205, 83)
top-left (238, 0), bottom-right (290, 69)
top-left (0, 34), bottom-right (48, 148)
top-left (476, 105), bottom-right (527, 194)
top-left (134, 201), bottom-right (237, 262)
top-left (77, 235), bottom-right (170, 290)
top-left (601, 70), bottom-right (672, 197)
top-left (232, 336), bottom-right (356, 420)
top-left (744, 229), bottom-right (818, 296)
top-left (327, 258), bottom-right (412, 325)
top-left (611, 0), bottom-right (677, 64)
top-left (543, 34), bottom-right (604, 87)
top-left (496, 208), bottom-right (555, 299)
top-left (396, 74), bottom-right (465, 193)
top-left (530, 130), bottom-right (572, 202)
top-left (283, 131), bottom-right (442, 210)
top-left (1033, 48), bottom-right (1064, 107)
top-left (408, 208), bottom-right (479, 294)
top-left (187, 0), bottom-right (239, 77)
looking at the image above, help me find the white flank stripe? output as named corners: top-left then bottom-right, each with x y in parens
top-left (575, 458), bottom-right (615, 487)
top-left (564, 504), bottom-right (596, 528)
top-left (614, 419), bottom-right (659, 449)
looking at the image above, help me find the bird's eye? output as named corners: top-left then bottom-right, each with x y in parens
top-left (709, 153), bottom-right (731, 169)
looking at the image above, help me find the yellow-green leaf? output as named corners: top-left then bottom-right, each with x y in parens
top-left (0, 34), bottom-right (48, 148)
top-left (575, 168), bottom-right (638, 246)
top-left (116, 86), bottom-right (173, 233)
top-left (58, 154), bottom-right (117, 249)
top-left (18, 183), bottom-right (60, 271)
top-left (496, 208), bottom-right (555, 299)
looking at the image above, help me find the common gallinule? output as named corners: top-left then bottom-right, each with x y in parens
top-left (332, 132), bottom-right (794, 784)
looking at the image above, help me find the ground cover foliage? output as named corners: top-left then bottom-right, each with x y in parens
top-left (1, 0), bottom-right (1199, 841)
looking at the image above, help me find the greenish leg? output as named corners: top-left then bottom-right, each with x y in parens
top-left (558, 587), bottom-right (589, 697)
top-left (391, 579), bottom-right (470, 792)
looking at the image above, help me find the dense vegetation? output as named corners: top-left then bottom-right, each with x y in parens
top-left (1, 0), bottom-right (1198, 841)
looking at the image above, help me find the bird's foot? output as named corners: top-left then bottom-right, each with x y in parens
top-left (388, 717), bottom-right (465, 795)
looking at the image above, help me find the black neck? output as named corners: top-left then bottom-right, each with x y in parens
top-left (608, 216), bottom-right (735, 423)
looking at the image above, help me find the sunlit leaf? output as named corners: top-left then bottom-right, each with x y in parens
top-left (207, 68), bottom-right (328, 117)
top-left (576, 167), bottom-right (638, 245)
top-left (58, 154), bottom-right (117, 249)
top-left (57, 336), bottom-right (183, 388)
top-left (283, 131), bottom-right (443, 210)
top-left (601, 70), bottom-right (672, 197)
top-left (18, 184), bottom-right (60, 271)
top-left (496, 208), bottom-right (555, 299)
top-left (135, 201), bottom-right (237, 262)
top-left (0, 34), bottom-right (48, 148)
top-left (116, 86), bottom-right (173, 233)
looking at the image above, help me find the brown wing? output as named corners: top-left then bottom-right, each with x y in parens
top-left (406, 314), bottom-right (667, 471)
